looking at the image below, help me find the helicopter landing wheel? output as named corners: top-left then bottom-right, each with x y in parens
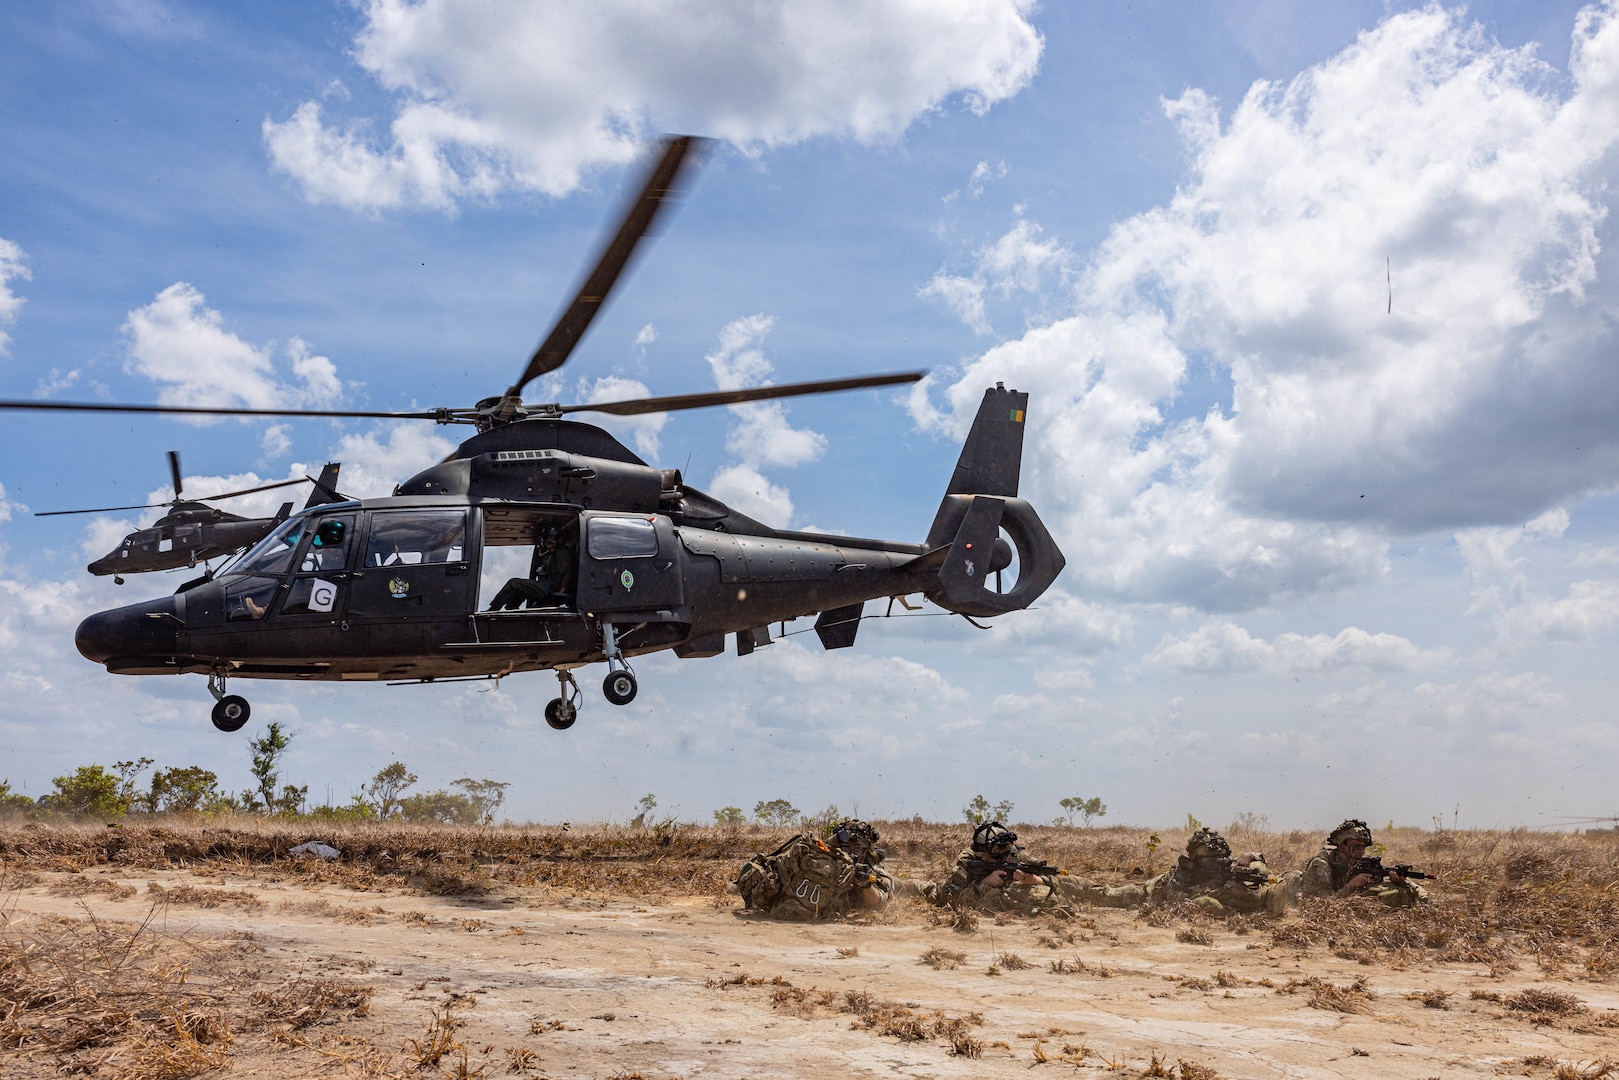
top-left (602, 669), bottom-right (638, 706)
top-left (211, 695), bottom-right (251, 732)
top-left (113, 575), bottom-right (125, 585)
top-left (547, 668), bottom-right (581, 730)
top-left (545, 698), bottom-right (577, 730)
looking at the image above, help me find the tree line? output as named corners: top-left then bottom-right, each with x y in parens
top-left (0, 722), bottom-right (507, 825)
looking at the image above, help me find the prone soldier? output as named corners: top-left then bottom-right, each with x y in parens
top-left (935, 822), bottom-right (1069, 915)
top-left (729, 819), bottom-right (893, 921)
top-left (1139, 828), bottom-right (1291, 916)
top-left (1295, 819), bottom-right (1430, 908)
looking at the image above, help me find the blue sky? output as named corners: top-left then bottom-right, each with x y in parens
top-left (3, 0), bottom-right (1617, 831)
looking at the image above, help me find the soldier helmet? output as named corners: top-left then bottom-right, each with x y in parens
top-left (1327, 819), bottom-right (1372, 847)
top-left (829, 819), bottom-right (879, 849)
top-left (1185, 828), bottom-right (1231, 859)
top-left (971, 821), bottom-right (1019, 857)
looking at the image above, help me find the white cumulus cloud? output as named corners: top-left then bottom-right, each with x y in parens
top-left (0, 237), bottom-right (29, 355)
top-left (918, 3), bottom-right (1619, 613)
top-left (920, 215), bottom-right (1070, 334)
top-left (577, 374), bottom-right (667, 459)
top-left (1146, 620), bottom-right (1454, 675)
top-left (264, 0), bottom-right (1043, 212)
top-left (701, 315), bottom-right (826, 526)
top-left (122, 284), bottom-right (343, 416)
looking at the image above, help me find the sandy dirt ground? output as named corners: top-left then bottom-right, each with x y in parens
top-left (5, 866), bottom-right (1618, 1079)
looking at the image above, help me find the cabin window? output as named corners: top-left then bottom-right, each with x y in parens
top-left (225, 576), bottom-right (280, 621)
top-left (365, 510), bottom-right (466, 567)
top-left (158, 538), bottom-right (173, 553)
top-left (232, 519), bottom-right (304, 577)
top-left (587, 516), bottom-right (657, 560)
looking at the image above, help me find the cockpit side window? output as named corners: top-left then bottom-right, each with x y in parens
top-left (586, 516), bottom-right (658, 559)
top-left (299, 516), bottom-right (353, 573)
top-left (231, 518), bottom-right (304, 577)
top-left (364, 510), bottom-right (466, 567)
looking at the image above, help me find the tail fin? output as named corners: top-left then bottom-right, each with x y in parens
top-left (945, 384), bottom-right (1027, 497)
top-left (303, 463), bottom-right (345, 509)
top-left (914, 385), bottom-right (1065, 618)
top-left (927, 384), bottom-right (1028, 549)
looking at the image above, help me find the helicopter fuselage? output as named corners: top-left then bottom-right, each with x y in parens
top-left (87, 503), bottom-right (285, 578)
top-left (74, 389), bottom-right (1066, 730)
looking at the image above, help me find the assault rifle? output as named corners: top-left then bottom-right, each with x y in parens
top-left (963, 857), bottom-right (1063, 887)
top-left (1352, 856), bottom-right (1433, 883)
top-left (1224, 860), bottom-right (1273, 887)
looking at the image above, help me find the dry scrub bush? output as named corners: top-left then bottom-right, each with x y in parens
top-left (249, 977), bottom-right (373, 1029)
top-left (48, 876), bottom-right (137, 901)
top-left (919, 946), bottom-right (967, 970)
top-left (1280, 976), bottom-right (1374, 1014)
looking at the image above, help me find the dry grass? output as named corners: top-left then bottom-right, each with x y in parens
top-left (146, 881), bottom-right (263, 909)
top-left (248, 977), bottom-right (373, 1029)
top-left (48, 876), bottom-right (137, 901)
top-left (765, 984), bottom-right (984, 1056)
top-left (1280, 975), bottom-right (1375, 1014)
top-left (919, 946), bottom-right (968, 970)
top-left (0, 905), bottom-right (240, 1079)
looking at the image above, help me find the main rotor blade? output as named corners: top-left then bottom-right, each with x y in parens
top-left (0, 400), bottom-right (445, 421)
top-left (558, 370), bottom-right (926, 417)
top-left (193, 475), bottom-right (311, 502)
top-left (168, 450), bottom-right (183, 499)
top-left (508, 135), bottom-right (706, 398)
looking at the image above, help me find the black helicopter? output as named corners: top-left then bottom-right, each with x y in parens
top-left (1, 136), bottom-right (1066, 734)
top-left (36, 453), bottom-right (345, 582)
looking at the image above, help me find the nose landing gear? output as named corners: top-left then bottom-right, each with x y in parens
top-left (208, 670), bottom-right (251, 732)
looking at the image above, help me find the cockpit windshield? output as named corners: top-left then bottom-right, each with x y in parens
top-left (228, 518), bottom-right (304, 578)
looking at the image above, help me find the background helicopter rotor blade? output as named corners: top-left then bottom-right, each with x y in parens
top-left (556, 370), bottom-right (926, 417)
top-left (168, 450), bottom-right (183, 499)
top-left (35, 501), bottom-right (177, 517)
top-left (507, 135), bottom-right (706, 399)
top-left (34, 475), bottom-right (311, 517)
top-left (0, 400), bottom-right (446, 421)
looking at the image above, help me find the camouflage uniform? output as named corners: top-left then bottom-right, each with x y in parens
top-left (934, 823), bottom-right (1070, 916)
top-left (730, 820), bottom-right (894, 921)
top-left (1054, 877), bottom-right (1151, 908)
top-left (1141, 829), bottom-right (1291, 917)
top-left (1295, 819), bottom-right (1428, 909)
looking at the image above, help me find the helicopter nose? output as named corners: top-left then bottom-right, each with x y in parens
top-left (76, 597), bottom-right (180, 665)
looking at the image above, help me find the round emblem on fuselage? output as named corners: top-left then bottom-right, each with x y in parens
top-left (620, 569), bottom-right (634, 591)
